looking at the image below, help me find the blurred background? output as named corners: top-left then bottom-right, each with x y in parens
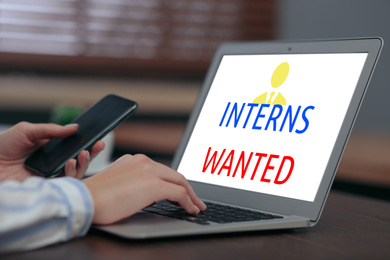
top-left (0, 0), bottom-right (389, 198)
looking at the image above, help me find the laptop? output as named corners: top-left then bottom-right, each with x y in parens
top-left (95, 37), bottom-right (383, 238)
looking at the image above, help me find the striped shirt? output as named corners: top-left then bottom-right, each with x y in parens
top-left (0, 176), bottom-right (94, 254)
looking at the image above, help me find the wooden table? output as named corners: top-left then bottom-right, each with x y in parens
top-left (3, 191), bottom-right (390, 260)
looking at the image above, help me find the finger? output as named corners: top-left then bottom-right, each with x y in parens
top-left (26, 123), bottom-right (78, 143)
top-left (89, 140), bottom-right (105, 161)
top-left (64, 159), bottom-right (77, 178)
top-left (153, 164), bottom-right (207, 211)
top-left (158, 181), bottom-right (200, 215)
top-left (75, 150), bottom-right (90, 179)
top-left (177, 178), bottom-right (207, 212)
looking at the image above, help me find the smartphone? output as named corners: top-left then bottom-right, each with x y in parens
top-left (24, 94), bottom-right (138, 177)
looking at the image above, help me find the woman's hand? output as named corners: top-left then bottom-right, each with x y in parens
top-left (0, 122), bottom-right (104, 181)
top-left (83, 154), bottom-right (207, 225)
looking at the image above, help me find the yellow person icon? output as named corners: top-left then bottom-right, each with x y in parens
top-left (253, 62), bottom-right (289, 105)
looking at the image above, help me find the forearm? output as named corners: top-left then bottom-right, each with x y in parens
top-left (0, 177), bottom-right (94, 254)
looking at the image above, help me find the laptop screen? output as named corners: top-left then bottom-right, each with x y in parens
top-left (177, 53), bottom-right (368, 202)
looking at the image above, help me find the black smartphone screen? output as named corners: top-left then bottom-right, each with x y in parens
top-left (24, 94), bottom-right (138, 177)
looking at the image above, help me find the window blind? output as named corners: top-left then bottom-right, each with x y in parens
top-left (0, 0), bottom-right (276, 78)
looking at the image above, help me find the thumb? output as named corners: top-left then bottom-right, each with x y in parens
top-left (26, 123), bottom-right (79, 143)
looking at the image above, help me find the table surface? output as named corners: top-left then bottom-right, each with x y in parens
top-left (4, 191), bottom-right (390, 260)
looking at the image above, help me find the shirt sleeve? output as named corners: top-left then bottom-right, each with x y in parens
top-left (0, 176), bottom-right (94, 254)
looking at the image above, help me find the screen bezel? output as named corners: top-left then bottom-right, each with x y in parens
top-left (171, 38), bottom-right (383, 224)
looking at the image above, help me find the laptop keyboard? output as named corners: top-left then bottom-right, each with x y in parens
top-left (143, 200), bottom-right (283, 225)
